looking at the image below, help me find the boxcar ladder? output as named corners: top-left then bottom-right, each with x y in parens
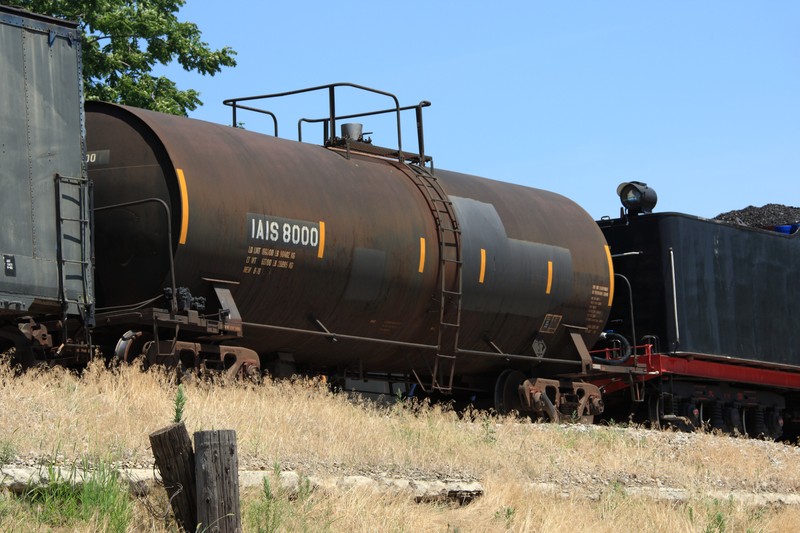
top-left (55, 173), bottom-right (94, 332)
top-left (406, 164), bottom-right (463, 392)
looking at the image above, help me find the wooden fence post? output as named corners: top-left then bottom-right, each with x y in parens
top-left (195, 429), bottom-right (242, 532)
top-left (149, 422), bottom-right (197, 532)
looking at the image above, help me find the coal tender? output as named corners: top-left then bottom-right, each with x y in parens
top-left (597, 182), bottom-right (800, 438)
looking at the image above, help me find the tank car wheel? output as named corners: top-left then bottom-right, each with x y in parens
top-left (494, 369), bottom-right (527, 415)
top-left (114, 330), bottom-right (152, 366)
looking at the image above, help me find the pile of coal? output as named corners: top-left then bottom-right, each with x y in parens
top-left (714, 204), bottom-right (800, 227)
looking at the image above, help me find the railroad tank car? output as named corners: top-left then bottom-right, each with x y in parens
top-left (85, 94), bottom-right (614, 408)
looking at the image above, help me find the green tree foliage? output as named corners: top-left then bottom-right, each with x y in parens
top-left (7, 0), bottom-right (237, 115)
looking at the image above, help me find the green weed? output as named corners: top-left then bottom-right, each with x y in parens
top-left (494, 506), bottom-right (516, 528)
top-left (0, 437), bottom-right (16, 465)
top-left (173, 383), bottom-right (187, 423)
top-left (22, 459), bottom-right (132, 532)
top-left (245, 472), bottom-right (318, 533)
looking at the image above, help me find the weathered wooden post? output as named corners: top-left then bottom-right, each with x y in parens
top-left (195, 429), bottom-right (242, 532)
top-left (149, 423), bottom-right (197, 532)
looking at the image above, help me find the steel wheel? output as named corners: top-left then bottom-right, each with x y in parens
top-left (494, 369), bottom-right (527, 415)
top-left (113, 330), bottom-right (152, 365)
top-left (647, 393), bottom-right (662, 430)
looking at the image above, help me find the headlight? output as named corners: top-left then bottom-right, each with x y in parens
top-left (617, 181), bottom-right (657, 215)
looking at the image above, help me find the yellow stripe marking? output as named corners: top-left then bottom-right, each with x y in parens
top-left (605, 245), bottom-right (615, 306)
top-left (317, 221), bottom-right (326, 258)
top-left (176, 168), bottom-right (189, 245)
top-left (479, 248), bottom-right (487, 284)
top-left (546, 260), bottom-right (553, 294)
top-left (418, 237), bottom-right (426, 273)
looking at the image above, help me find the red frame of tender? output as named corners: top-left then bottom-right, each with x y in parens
top-left (589, 344), bottom-right (800, 395)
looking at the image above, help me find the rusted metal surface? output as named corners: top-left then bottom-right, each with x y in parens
top-left (86, 101), bottom-right (612, 381)
top-left (87, 102), bottom-right (441, 374)
top-left (519, 378), bottom-right (604, 422)
top-left (434, 168), bottom-right (613, 375)
top-left (144, 341), bottom-right (260, 379)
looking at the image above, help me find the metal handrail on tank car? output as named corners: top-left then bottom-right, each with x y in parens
top-left (222, 83), bottom-right (408, 161)
top-left (297, 101), bottom-right (432, 166)
top-left (224, 103), bottom-right (278, 136)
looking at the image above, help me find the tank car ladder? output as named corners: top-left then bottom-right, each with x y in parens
top-left (406, 164), bottom-right (463, 393)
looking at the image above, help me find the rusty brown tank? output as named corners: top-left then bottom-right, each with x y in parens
top-left (86, 101), bottom-right (613, 384)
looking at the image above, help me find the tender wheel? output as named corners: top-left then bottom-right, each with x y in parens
top-left (647, 394), bottom-right (662, 430)
top-left (681, 402), bottom-right (700, 430)
top-left (766, 409), bottom-right (784, 440)
top-left (493, 369), bottom-right (527, 415)
top-left (724, 406), bottom-right (744, 435)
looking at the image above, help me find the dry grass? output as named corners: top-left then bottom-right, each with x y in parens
top-left (2, 357), bottom-right (800, 531)
top-left (237, 479), bottom-right (800, 533)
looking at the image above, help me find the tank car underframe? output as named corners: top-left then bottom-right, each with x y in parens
top-left (94, 294), bottom-right (609, 419)
top-left (95, 284), bottom-right (256, 379)
top-left (237, 317), bottom-right (604, 406)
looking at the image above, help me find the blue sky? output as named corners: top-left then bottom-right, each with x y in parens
top-left (158, 1), bottom-right (799, 220)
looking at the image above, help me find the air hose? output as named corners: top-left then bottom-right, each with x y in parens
top-left (592, 331), bottom-right (632, 365)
